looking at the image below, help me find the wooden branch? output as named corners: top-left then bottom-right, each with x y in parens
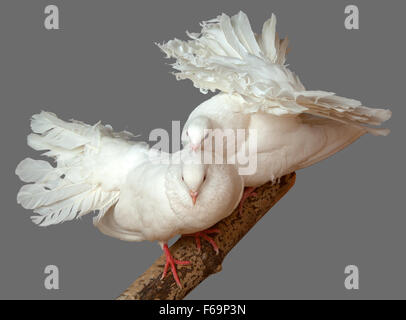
top-left (117, 172), bottom-right (296, 300)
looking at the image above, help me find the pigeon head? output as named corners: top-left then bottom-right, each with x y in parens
top-left (182, 116), bottom-right (212, 152)
top-left (181, 162), bottom-right (208, 205)
top-left (162, 149), bottom-right (244, 233)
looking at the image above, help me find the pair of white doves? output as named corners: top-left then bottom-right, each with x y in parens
top-left (16, 12), bottom-right (391, 288)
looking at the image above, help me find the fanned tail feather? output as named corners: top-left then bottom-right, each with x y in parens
top-left (16, 112), bottom-right (130, 226)
top-left (159, 11), bottom-right (391, 135)
top-left (158, 11), bottom-right (290, 94)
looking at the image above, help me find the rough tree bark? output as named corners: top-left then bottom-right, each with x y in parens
top-left (117, 172), bottom-right (296, 300)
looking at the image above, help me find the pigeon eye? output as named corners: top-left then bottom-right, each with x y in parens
top-left (186, 131), bottom-right (189, 137)
top-left (181, 176), bottom-right (184, 181)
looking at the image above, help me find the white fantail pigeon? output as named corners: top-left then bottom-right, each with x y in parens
top-left (158, 11), bottom-right (392, 213)
top-left (15, 112), bottom-right (244, 287)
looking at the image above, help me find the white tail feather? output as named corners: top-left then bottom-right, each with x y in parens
top-left (16, 158), bottom-right (60, 183)
top-left (158, 11), bottom-right (291, 95)
top-left (16, 111), bottom-right (140, 227)
top-left (159, 11), bottom-right (391, 135)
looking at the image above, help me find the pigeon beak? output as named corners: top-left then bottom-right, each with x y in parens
top-left (191, 144), bottom-right (200, 152)
top-left (190, 191), bottom-right (198, 205)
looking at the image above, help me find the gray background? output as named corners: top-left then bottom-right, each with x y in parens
top-left (0, 0), bottom-right (404, 299)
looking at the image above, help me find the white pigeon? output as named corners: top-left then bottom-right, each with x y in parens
top-left (15, 111), bottom-right (244, 287)
top-left (158, 11), bottom-right (392, 212)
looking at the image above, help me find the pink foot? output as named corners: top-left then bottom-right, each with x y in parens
top-left (184, 228), bottom-right (221, 254)
top-left (239, 187), bottom-right (257, 215)
top-left (161, 243), bottom-right (191, 288)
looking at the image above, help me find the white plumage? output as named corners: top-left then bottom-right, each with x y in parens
top-left (159, 11), bottom-right (392, 188)
top-left (16, 111), bottom-right (244, 287)
top-left (16, 111), bottom-right (243, 233)
top-left (16, 111), bottom-right (145, 226)
top-left (15, 11), bottom-right (393, 288)
top-left (159, 12), bottom-right (391, 134)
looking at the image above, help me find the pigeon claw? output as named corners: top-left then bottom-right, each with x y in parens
top-left (184, 228), bottom-right (221, 255)
top-left (238, 187), bottom-right (257, 216)
top-left (161, 243), bottom-right (190, 288)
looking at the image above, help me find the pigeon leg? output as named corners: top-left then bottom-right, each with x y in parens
top-left (183, 228), bottom-right (221, 254)
top-left (238, 187), bottom-right (257, 215)
top-left (160, 242), bottom-right (190, 288)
